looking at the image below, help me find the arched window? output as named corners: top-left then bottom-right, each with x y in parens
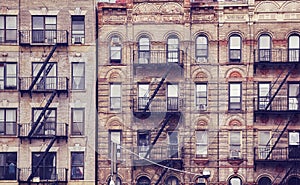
top-left (288, 34), bottom-right (300, 62)
top-left (110, 35), bottom-right (122, 63)
top-left (258, 177), bottom-right (271, 185)
top-left (229, 177), bottom-right (242, 185)
top-left (138, 36), bottom-right (150, 64)
top-left (258, 34), bottom-right (271, 62)
top-left (167, 35), bottom-right (179, 63)
top-left (108, 176), bottom-right (122, 185)
top-left (229, 35), bottom-right (241, 62)
top-left (196, 35), bottom-right (208, 62)
top-left (137, 176), bottom-right (151, 185)
top-left (165, 176), bottom-right (179, 185)
top-left (288, 177), bottom-right (300, 185)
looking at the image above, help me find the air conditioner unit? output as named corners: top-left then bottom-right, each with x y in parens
top-left (72, 37), bottom-right (85, 44)
top-left (196, 57), bottom-right (207, 63)
top-left (198, 104), bottom-right (207, 111)
top-left (230, 150), bottom-right (241, 159)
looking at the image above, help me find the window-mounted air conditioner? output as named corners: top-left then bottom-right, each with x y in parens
top-left (230, 150), bottom-right (241, 159)
top-left (72, 37), bottom-right (85, 44)
top-left (197, 104), bottom-right (207, 111)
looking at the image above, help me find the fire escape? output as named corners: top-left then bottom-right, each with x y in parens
top-left (253, 48), bottom-right (300, 184)
top-left (18, 30), bottom-right (69, 184)
top-left (132, 48), bottom-right (184, 184)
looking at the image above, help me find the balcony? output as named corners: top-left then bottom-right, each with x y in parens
top-left (133, 50), bottom-right (184, 66)
top-left (254, 146), bottom-right (300, 162)
top-left (19, 77), bottom-right (69, 94)
top-left (18, 168), bottom-right (68, 183)
top-left (19, 30), bottom-right (68, 46)
top-left (18, 123), bottom-right (68, 140)
top-left (254, 97), bottom-right (300, 115)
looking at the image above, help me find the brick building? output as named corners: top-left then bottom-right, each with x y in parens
top-left (97, 0), bottom-right (300, 185)
top-left (0, 0), bottom-right (97, 184)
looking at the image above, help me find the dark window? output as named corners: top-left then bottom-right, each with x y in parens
top-left (138, 84), bottom-right (149, 110)
top-left (195, 83), bottom-right (207, 110)
top-left (288, 34), bottom-right (300, 62)
top-left (72, 62), bottom-right (85, 90)
top-left (167, 35), bottom-right (179, 63)
top-left (229, 35), bottom-right (241, 62)
top-left (138, 36), bottom-right (150, 64)
top-left (288, 131), bottom-right (300, 159)
top-left (0, 152), bottom-right (17, 180)
top-left (167, 84), bottom-right (178, 111)
top-left (0, 109), bottom-right (17, 135)
top-left (71, 16), bottom-right (85, 44)
top-left (110, 83), bottom-right (121, 110)
top-left (288, 83), bottom-right (300, 110)
top-left (71, 152), bottom-right (84, 180)
top-left (71, 108), bottom-right (84, 135)
top-left (137, 176), bottom-right (151, 185)
top-left (0, 16), bottom-right (17, 43)
top-left (32, 152), bottom-right (56, 180)
top-left (258, 34), bottom-right (271, 62)
top-left (109, 130), bottom-right (121, 158)
top-left (229, 83), bottom-right (242, 110)
top-left (32, 108), bottom-right (56, 136)
top-left (168, 132), bottom-right (178, 158)
top-left (165, 176), bottom-right (179, 185)
top-left (196, 35), bottom-right (208, 62)
top-left (258, 177), bottom-right (272, 185)
top-left (229, 177), bottom-right (242, 185)
top-left (32, 62), bottom-right (57, 90)
top-left (0, 63), bottom-right (17, 90)
top-left (32, 16), bottom-right (57, 44)
top-left (137, 131), bottom-right (150, 158)
top-left (258, 83), bottom-right (270, 110)
top-left (288, 177), bottom-right (300, 185)
top-left (110, 36), bottom-right (122, 63)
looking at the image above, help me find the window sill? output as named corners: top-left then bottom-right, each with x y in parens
top-left (0, 135), bottom-right (18, 138)
top-left (106, 63), bottom-right (126, 66)
top-left (70, 89), bottom-right (86, 93)
top-left (227, 110), bottom-right (244, 114)
top-left (224, 62), bottom-right (245, 65)
top-left (0, 89), bottom-right (18, 92)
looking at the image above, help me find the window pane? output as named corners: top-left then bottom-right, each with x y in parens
top-left (6, 17), bottom-right (16, 29)
top-left (259, 83), bottom-right (270, 96)
top-left (259, 35), bottom-right (271, 49)
top-left (259, 131), bottom-right (270, 145)
top-left (32, 17), bottom-right (44, 29)
top-left (6, 110), bottom-right (16, 122)
top-left (196, 131), bottom-right (207, 144)
top-left (230, 132), bottom-right (240, 144)
top-left (230, 178), bottom-right (241, 185)
top-left (6, 30), bottom-right (17, 41)
top-left (138, 84), bottom-right (149, 97)
top-left (289, 84), bottom-right (299, 96)
top-left (289, 36), bottom-right (300, 49)
top-left (72, 63), bottom-right (85, 89)
top-left (110, 84), bottom-right (121, 97)
top-left (289, 132), bottom-right (299, 145)
top-left (0, 17), bottom-right (4, 29)
top-left (110, 131), bottom-right (121, 144)
top-left (167, 84), bottom-right (178, 97)
top-left (230, 84), bottom-right (241, 95)
top-left (230, 36), bottom-right (241, 49)
top-left (45, 17), bottom-right (56, 25)
top-left (110, 47), bottom-right (121, 59)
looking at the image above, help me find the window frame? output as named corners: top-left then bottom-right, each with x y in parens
top-left (0, 62), bottom-right (17, 90)
top-left (0, 152), bottom-right (17, 180)
top-left (71, 108), bottom-right (85, 136)
top-left (0, 108), bottom-right (17, 136)
top-left (228, 82), bottom-right (242, 110)
top-left (167, 35), bottom-right (179, 63)
top-left (71, 15), bottom-right (85, 44)
top-left (258, 34), bottom-right (271, 62)
top-left (109, 130), bottom-right (122, 159)
top-left (196, 35), bottom-right (208, 61)
top-left (110, 36), bottom-right (122, 63)
top-left (71, 62), bottom-right (85, 90)
top-left (138, 36), bottom-right (150, 64)
top-left (229, 34), bottom-right (242, 62)
top-left (288, 34), bottom-right (300, 62)
top-left (195, 130), bottom-right (208, 157)
top-left (109, 83), bottom-right (121, 110)
top-left (71, 152), bottom-right (84, 180)
top-left (229, 131), bottom-right (241, 159)
top-left (137, 130), bottom-right (150, 158)
top-left (0, 15), bottom-right (17, 43)
top-left (167, 83), bottom-right (179, 111)
top-left (32, 16), bottom-right (57, 44)
top-left (288, 83), bottom-right (300, 110)
top-left (195, 83), bottom-right (207, 110)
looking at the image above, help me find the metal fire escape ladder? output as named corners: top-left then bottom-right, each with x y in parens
top-left (264, 64), bottom-right (295, 110)
top-left (28, 91), bottom-right (57, 138)
top-left (142, 67), bottom-right (172, 113)
top-left (28, 44), bottom-right (58, 92)
top-left (33, 109), bottom-right (53, 136)
top-left (37, 63), bottom-right (55, 88)
top-left (26, 136), bottom-right (57, 182)
top-left (144, 114), bottom-right (173, 159)
top-left (265, 113), bottom-right (295, 160)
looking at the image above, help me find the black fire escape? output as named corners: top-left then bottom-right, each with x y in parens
top-left (18, 31), bottom-right (69, 184)
top-left (253, 48), bottom-right (300, 184)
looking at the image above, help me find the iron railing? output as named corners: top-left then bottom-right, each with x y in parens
top-left (133, 97), bottom-right (180, 112)
top-left (18, 123), bottom-right (68, 138)
top-left (19, 77), bottom-right (68, 92)
top-left (254, 48), bottom-right (300, 63)
top-left (133, 145), bottom-right (182, 161)
top-left (254, 97), bottom-right (300, 111)
top-left (133, 50), bottom-right (184, 65)
top-left (18, 168), bottom-right (68, 182)
top-left (19, 30), bottom-right (68, 45)
top-left (254, 146), bottom-right (300, 161)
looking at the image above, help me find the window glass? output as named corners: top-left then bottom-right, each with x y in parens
top-left (229, 177), bottom-right (242, 185)
top-left (196, 35), bottom-right (208, 59)
top-left (289, 132), bottom-right (299, 145)
top-left (6, 17), bottom-right (16, 29)
top-left (259, 131), bottom-right (270, 146)
top-left (71, 152), bottom-right (84, 180)
top-left (259, 35), bottom-right (271, 49)
top-left (230, 36), bottom-right (241, 49)
top-left (289, 35), bottom-right (300, 49)
top-left (72, 108), bottom-right (84, 135)
top-left (0, 153), bottom-right (17, 180)
top-left (0, 17), bottom-right (4, 29)
top-left (196, 131), bottom-right (208, 156)
top-left (167, 84), bottom-right (178, 97)
top-left (110, 84), bottom-right (121, 110)
top-left (32, 17), bottom-right (44, 29)
top-left (72, 63), bottom-right (85, 90)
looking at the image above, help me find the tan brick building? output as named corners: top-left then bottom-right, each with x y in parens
top-left (97, 0), bottom-right (300, 185)
top-left (0, 0), bottom-right (97, 184)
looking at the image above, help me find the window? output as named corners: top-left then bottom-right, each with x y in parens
top-left (229, 177), bottom-right (242, 185)
top-left (137, 176), bottom-right (151, 185)
top-left (288, 131), bottom-right (300, 159)
top-left (32, 62), bottom-right (57, 90)
top-left (138, 36), bottom-right (150, 64)
top-left (71, 152), bottom-right (84, 180)
top-left (229, 131), bottom-right (241, 158)
top-left (288, 83), bottom-right (300, 110)
top-left (71, 108), bottom-right (84, 135)
top-left (0, 63), bottom-right (17, 89)
top-left (258, 177), bottom-right (272, 185)
top-left (258, 83), bottom-right (270, 110)
top-left (195, 83), bottom-right (207, 110)
top-left (138, 84), bottom-right (149, 110)
top-left (0, 109), bottom-right (16, 135)
top-left (109, 130), bottom-right (121, 158)
top-left (32, 16), bottom-right (57, 43)
top-left (168, 132), bottom-right (178, 158)
top-left (137, 131), bottom-right (150, 158)
top-left (287, 177), bottom-right (300, 185)
top-left (0, 16), bottom-right (17, 43)
top-left (71, 16), bottom-right (85, 44)
top-left (72, 62), bottom-right (85, 90)
top-left (289, 34), bottom-right (300, 62)
top-left (110, 36), bottom-right (122, 63)
top-left (165, 176), bottom-right (179, 185)
top-left (108, 176), bottom-right (122, 185)
top-left (167, 35), bottom-right (179, 63)
top-left (229, 83), bottom-right (242, 110)
top-left (167, 84), bottom-right (178, 111)
top-left (32, 108), bottom-right (56, 136)
top-left (110, 84), bottom-right (121, 110)
top-left (196, 130), bottom-right (208, 157)
top-left (196, 35), bottom-right (208, 62)
top-left (0, 152), bottom-right (17, 180)
top-left (32, 152), bottom-right (56, 180)
top-left (229, 35), bottom-right (241, 62)
top-left (258, 131), bottom-right (271, 159)
top-left (258, 34), bottom-right (271, 62)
